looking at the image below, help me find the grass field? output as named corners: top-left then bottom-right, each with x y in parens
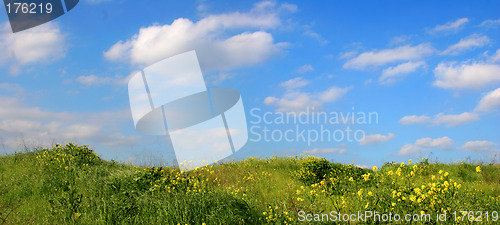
top-left (1, 143), bottom-right (499, 224)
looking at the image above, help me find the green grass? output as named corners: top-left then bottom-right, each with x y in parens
top-left (1, 143), bottom-right (499, 224)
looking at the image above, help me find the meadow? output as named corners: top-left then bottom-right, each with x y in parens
top-left (1, 143), bottom-right (499, 224)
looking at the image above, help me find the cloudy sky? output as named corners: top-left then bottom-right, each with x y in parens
top-left (0, 0), bottom-right (499, 167)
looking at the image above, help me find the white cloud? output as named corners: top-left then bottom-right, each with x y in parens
top-left (379, 61), bottom-right (426, 84)
top-left (463, 140), bottom-right (499, 152)
top-left (280, 77), bottom-right (310, 89)
top-left (318, 86), bottom-right (350, 102)
top-left (355, 165), bottom-right (372, 169)
top-left (0, 83), bottom-right (24, 96)
top-left (74, 71), bottom-right (139, 86)
top-left (442, 34), bottom-right (490, 55)
top-left (415, 136), bottom-right (453, 149)
top-left (0, 96), bottom-right (141, 152)
top-left (76, 75), bottom-right (113, 86)
top-left (0, 22), bottom-right (66, 74)
top-left (340, 51), bottom-right (357, 59)
top-left (398, 136), bottom-right (453, 156)
top-left (492, 49), bottom-right (500, 63)
top-left (205, 73), bottom-right (234, 85)
top-left (303, 25), bottom-right (328, 45)
top-left (399, 144), bottom-right (427, 156)
top-left (479, 19), bottom-right (500, 28)
top-left (343, 44), bottom-right (433, 70)
top-left (399, 112), bottom-right (479, 127)
top-left (433, 61), bottom-right (500, 90)
top-left (391, 35), bottom-right (410, 45)
top-left (399, 115), bottom-right (431, 124)
top-left (296, 64), bottom-right (314, 74)
top-left (359, 133), bottom-right (395, 145)
top-left (278, 3), bottom-right (298, 13)
top-left (303, 148), bottom-right (346, 154)
top-left (104, 1), bottom-right (294, 72)
top-left (430, 17), bottom-right (469, 33)
top-left (475, 87), bottom-right (500, 113)
top-left (264, 77), bottom-right (351, 112)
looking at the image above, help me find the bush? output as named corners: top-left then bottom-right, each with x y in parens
top-left (295, 156), bottom-right (332, 185)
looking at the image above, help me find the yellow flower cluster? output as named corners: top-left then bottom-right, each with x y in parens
top-left (260, 205), bottom-right (293, 224)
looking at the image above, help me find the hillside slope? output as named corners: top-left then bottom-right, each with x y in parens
top-left (1, 143), bottom-right (499, 224)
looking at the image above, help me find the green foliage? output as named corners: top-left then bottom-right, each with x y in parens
top-left (1, 145), bottom-right (500, 224)
top-left (294, 156), bottom-right (332, 185)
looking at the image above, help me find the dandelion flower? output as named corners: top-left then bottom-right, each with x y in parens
top-left (373, 166), bottom-right (378, 172)
top-left (476, 166), bottom-right (481, 173)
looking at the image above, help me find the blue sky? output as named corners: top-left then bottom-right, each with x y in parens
top-left (0, 0), bottom-right (499, 168)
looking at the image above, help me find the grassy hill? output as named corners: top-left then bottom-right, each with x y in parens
top-left (1, 143), bottom-right (499, 224)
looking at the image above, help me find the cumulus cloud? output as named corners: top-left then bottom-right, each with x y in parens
top-left (398, 137), bottom-right (453, 156)
top-left (379, 61), bottom-right (426, 84)
top-left (433, 61), bottom-right (500, 90)
top-left (359, 133), bottom-right (396, 145)
top-left (399, 144), bottom-right (427, 156)
top-left (103, 1), bottom-right (295, 72)
top-left (0, 22), bottom-right (66, 74)
top-left (399, 112), bottom-right (479, 127)
top-left (296, 64), bottom-right (314, 74)
top-left (462, 140), bottom-right (499, 152)
top-left (303, 148), bottom-right (346, 155)
top-left (430, 17), bottom-right (469, 33)
top-left (264, 77), bottom-right (351, 112)
top-left (442, 34), bottom-right (490, 55)
top-left (343, 44), bottom-right (433, 70)
top-left (415, 136), bottom-right (453, 149)
top-left (475, 87), bottom-right (500, 113)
